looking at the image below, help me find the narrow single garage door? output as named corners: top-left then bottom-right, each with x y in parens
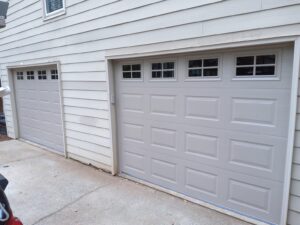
top-left (14, 66), bottom-right (64, 153)
top-left (115, 46), bottom-right (292, 225)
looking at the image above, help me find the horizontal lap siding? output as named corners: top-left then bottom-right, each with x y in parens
top-left (3, 6), bottom-right (300, 60)
top-left (1, 0), bottom-right (300, 222)
top-left (60, 58), bottom-right (110, 168)
top-left (289, 79), bottom-right (300, 225)
top-left (60, 50), bottom-right (110, 166)
top-left (0, 67), bottom-right (15, 138)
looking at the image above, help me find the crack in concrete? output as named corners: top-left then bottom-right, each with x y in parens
top-left (31, 182), bottom-right (115, 225)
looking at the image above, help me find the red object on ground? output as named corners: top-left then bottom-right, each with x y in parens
top-left (6, 211), bottom-right (23, 225)
top-left (0, 174), bottom-right (23, 225)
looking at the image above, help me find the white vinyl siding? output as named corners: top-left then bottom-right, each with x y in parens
top-left (289, 100), bottom-right (300, 225)
top-left (0, 0), bottom-right (300, 223)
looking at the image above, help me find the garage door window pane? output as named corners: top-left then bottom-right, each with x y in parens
top-left (152, 63), bottom-right (162, 70)
top-left (204, 68), bottom-right (218, 77)
top-left (132, 64), bottom-right (141, 71)
top-left (123, 72), bottom-right (131, 79)
top-left (256, 66), bottom-right (275, 76)
top-left (256, 55), bottom-right (275, 65)
top-left (189, 60), bottom-right (202, 68)
top-left (236, 67), bottom-right (254, 76)
top-left (237, 56), bottom-right (254, 66)
top-left (189, 69), bottom-right (202, 77)
top-left (204, 58), bottom-right (218, 67)
top-left (123, 65), bottom-right (131, 71)
top-left (152, 71), bottom-right (162, 78)
top-left (163, 62), bottom-right (174, 70)
top-left (163, 71), bottom-right (174, 78)
top-left (132, 72), bottom-right (141, 78)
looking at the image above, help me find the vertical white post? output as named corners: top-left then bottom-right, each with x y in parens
top-left (7, 68), bottom-right (19, 139)
top-left (106, 59), bottom-right (118, 175)
top-left (281, 37), bottom-right (300, 225)
top-left (57, 62), bottom-right (68, 158)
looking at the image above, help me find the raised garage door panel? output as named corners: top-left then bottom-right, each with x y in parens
top-left (116, 47), bottom-right (293, 225)
top-left (14, 67), bottom-right (64, 153)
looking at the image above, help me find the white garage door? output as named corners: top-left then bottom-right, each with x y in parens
top-left (14, 67), bottom-right (64, 153)
top-left (115, 47), bottom-right (292, 225)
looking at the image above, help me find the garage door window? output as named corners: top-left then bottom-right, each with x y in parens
top-left (27, 71), bottom-right (35, 80)
top-left (122, 64), bottom-right (142, 80)
top-left (16, 72), bottom-right (24, 80)
top-left (188, 58), bottom-right (219, 78)
top-left (152, 62), bottom-right (175, 79)
top-left (38, 70), bottom-right (47, 80)
top-left (51, 70), bottom-right (59, 80)
top-left (236, 54), bottom-right (276, 77)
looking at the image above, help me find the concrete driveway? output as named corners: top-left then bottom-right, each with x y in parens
top-left (0, 140), bottom-right (251, 225)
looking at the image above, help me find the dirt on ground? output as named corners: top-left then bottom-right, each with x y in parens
top-left (0, 135), bottom-right (11, 142)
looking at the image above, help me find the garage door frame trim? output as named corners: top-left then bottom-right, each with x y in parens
top-left (6, 61), bottom-right (68, 158)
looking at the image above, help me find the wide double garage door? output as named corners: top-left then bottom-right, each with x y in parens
top-left (14, 66), bottom-right (64, 153)
top-left (115, 47), bottom-right (292, 225)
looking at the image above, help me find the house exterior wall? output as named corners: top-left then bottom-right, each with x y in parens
top-left (0, 0), bottom-right (300, 224)
top-left (289, 79), bottom-right (300, 224)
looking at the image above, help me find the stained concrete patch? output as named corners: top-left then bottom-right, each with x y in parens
top-left (0, 140), bottom-right (252, 225)
top-left (0, 135), bottom-right (11, 142)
